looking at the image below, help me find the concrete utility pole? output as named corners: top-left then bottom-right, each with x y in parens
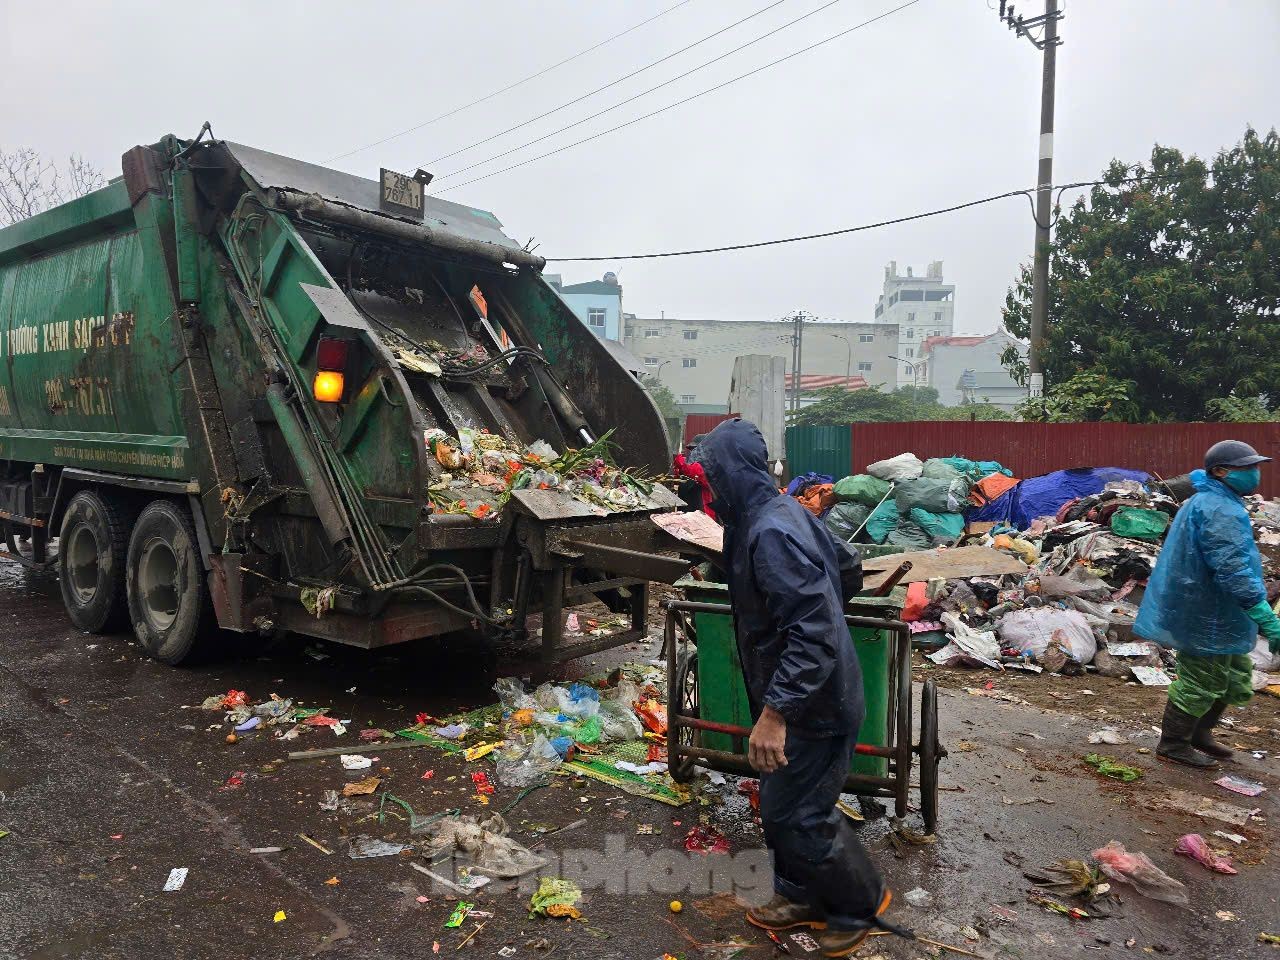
top-left (782, 311), bottom-right (809, 414)
top-left (996, 0), bottom-right (1063, 399)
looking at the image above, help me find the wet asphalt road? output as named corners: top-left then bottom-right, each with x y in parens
top-left (1, 559), bottom-right (1277, 960)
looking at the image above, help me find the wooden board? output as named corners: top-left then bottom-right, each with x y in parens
top-left (652, 510), bottom-right (724, 556)
top-left (860, 545), bottom-right (1026, 590)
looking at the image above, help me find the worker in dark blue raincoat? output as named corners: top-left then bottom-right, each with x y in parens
top-left (1135, 440), bottom-right (1280, 767)
top-left (695, 419), bottom-right (905, 958)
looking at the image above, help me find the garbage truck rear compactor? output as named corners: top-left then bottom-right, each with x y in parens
top-left (0, 133), bottom-right (688, 664)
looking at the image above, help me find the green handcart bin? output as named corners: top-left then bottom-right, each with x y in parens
top-left (666, 574), bottom-right (944, 833)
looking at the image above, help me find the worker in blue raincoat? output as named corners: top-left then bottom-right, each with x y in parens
top-left (1135, 440), bottom-right (1280, 767)
top-left (695, 419), bottom-right (906, 958)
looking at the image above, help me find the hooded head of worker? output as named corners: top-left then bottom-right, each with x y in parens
top-left (694, 418), bottom-right (778, 525)
top-left (1204, 439), bottom-right (1271, 496)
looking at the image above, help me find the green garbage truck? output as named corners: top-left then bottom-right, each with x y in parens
top-left (0, 129), bottom-right (686, 664)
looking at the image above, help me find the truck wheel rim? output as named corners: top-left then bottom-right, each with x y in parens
top-left (139, 538), bottom-right (180, 631)
top-left (67, 526), bottom-right (101, 605)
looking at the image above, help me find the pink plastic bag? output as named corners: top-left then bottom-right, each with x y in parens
top-left (1091, 841), bottom-right (1189, 905)
top-left (1174, 834), bottom-right (1238, 875)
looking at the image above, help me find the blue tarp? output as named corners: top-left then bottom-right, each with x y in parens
top-left (966, 467), bottom-right (1149, 530)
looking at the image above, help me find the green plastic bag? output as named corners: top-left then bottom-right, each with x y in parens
top-left (908, 507), bottom-right (965, 542)
top-left (940, 456), bottom-right (1012, 481)
top-left (1110, 507), bottom-right (1170, 542)
top-left (825, 502), bottom-right (871, 541)
top-left (864, 499), bottom-right (899, 544)
top-left (893, 477), bottom-right (969, 514)
top-left (920, 458), bottom-right (964, 483)
top-left (832, 474), bottom-right (891, 506)
top-left (885, 517), bottom-right (930, 550)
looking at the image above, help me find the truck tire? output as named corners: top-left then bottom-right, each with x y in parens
top-left (58, 489), bottom-right (133, 633)
top-left (126, 500), bottom-right (209, 665)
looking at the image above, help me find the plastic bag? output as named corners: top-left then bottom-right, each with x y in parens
top-left (894, 477), bottom-right (969, 514)
top-left (928, 612), bottom-right (1003, 669)
top-left (424, 812), bottom-right (547, 878)
top-left (1174, 833), bottom-right (1237, 875)
top-left (495, 734), bottom-right (562, 787)
top-left (885, 517), bottom-right (930, 550)
top-left (866, 452), bottom-right (923, 482)
top-left (1091, 841), bottom-right (1189, 905)
top-left (833, 474), bottom-right (891, 506)
top-left (1110, 507), bottom-right (1170, 542)
top-left (493, 677), bottom-right (536, 712)
top-left (920, 458), bottom-right (965, 483)
top-left (997, 607), bottom-right (1097, 664)
top-left (796, 482), bottom-right (835, 516)
top-left (902, 582), bottom-right (929, 622)
top-left (864, 499), bottom-right (899, 544)
top-left (1250, 636), bottom-right (1280, 672)
top-left (908, 507), bottom-right (964, 542)
top-left (825, 502), bottom-right (871, 541)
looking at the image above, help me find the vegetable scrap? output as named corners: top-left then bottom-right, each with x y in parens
top-left (1083, 754), bottom-right (1142, 782)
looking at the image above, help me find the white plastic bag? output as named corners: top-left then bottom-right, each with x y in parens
top-left (1249, 636), bottom-right (1280, 672)
top-left (997, 607), bottom-right (1097, 664)
top-left (928, 612), bottom-right (1003, 669)
top-left (866, 452), bottom-right (923, 483)
top-left (495, 734), bottom-right (562, 787)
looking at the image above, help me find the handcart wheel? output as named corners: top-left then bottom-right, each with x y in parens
top-left (918, 678), bottom-right (943, 835)
top-left (670, 648), bottom-right (699, 784)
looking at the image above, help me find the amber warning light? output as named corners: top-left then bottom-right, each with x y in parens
top-left (313, 337), bottom-right (350, 403)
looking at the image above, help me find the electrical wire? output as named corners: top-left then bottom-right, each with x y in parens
top-left (432, 0), bottom-right (921, 193)
top-left (544, 174), bottom-right (1176, 261)
top-left (424, 0), bottom-right (797, 168)
top-left (324, 0), bottom-right (694, 163)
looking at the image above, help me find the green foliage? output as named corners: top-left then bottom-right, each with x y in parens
top-left (1205, 394), bottom-right (1277, 422)
top-left (789, 385), bottom-right (1010, 427)
top-left (1015, 371), bottom-right (1141, 423)
top-left (640, 376), bottom-right (682, 423)
top-left (1002, 127), bottom-right (1280, 421)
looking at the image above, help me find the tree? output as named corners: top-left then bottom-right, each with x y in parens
top-left (1014, 371), bottom-right (1141, 423)
top-left (640, 375), bottom-right (683, 423)
top-left (1002, 127), bottom-right (1280, 421)
top-left (788, 384), bottom-right (1009, 427)
top-left (0, 147), bottom-right (104, 227)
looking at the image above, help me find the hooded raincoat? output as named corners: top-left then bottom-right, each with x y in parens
top-left (697, 419), bottom-right (864, 736)
top-left (1134, 469), bottom-right (1265, 656)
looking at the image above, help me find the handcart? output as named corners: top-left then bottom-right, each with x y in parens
top-left (664, 576), bottom-right (945, 833)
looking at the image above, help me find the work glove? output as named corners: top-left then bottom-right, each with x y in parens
top-left (1244, 599), bottom-right (1280, 651)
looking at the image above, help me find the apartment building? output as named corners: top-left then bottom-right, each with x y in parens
top-left (873, 261), bottom-right (955, 388)
top-left (622, 315), bottom-right (899, 409)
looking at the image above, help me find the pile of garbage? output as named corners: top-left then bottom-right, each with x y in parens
top-left (792, 451), bottom-right (1280, 687)
top-left (424, 427), bottom-right (657, 519)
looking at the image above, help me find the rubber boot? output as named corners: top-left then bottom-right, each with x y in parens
top-left (1190, 700), bottom-right (1234, 760)
top-left (1156, 701), bottom-right (1218, 768)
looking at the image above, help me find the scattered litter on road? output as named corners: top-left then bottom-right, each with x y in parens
top-left (444, 902), bottom-right (473, 929)
top-left (319, 790), bottom-right (340, 811)
top-left (325, 876), bottom-right (340, 885)
top-left (1259, 932), bottom-right (1280, 945)
top-left (346, 836), bottom-right (409, 859)
top-left (1027, 890), bottom-right (1090, 920)
top-left (298, 833), bottom-right (333, 855)
top-left (162, 867), bottom-right (188, 892)
top-left (529, 877), bottom-right (583, 919)
top-left (342, 776), bottom-right (380, 797)
top-left (273, 910), bottom-right (286, 923)
top-left (1149, 789), bottom-right (1257, 827)
top-left (1083, 754), bottom-right (1142, 782)
top-left (1092, 840), bottom-right (1189, 905)
top-left (683, 825), bottom-right (729, 853)
top-left (790, 932), bottom-right (820, 952)
top-left (498, 947), bottom-right (517, 958)
top-left (221, 771), bottom-right (246, 790)
top-left (1088, 728), bottom-right (1129, 745)
top-left (1214, 774), bottom-right (1266, 797)
top-left (904, 887), bottom-right (933, 907)
top-left (339, 754), bottom-right (373, 770)
top-left (1175, 833), bottom-right (1238, 874)
top-left (249, 846), bottom-right (283, 854)
top-left (410, 863), bottom-right (473, 896)
top-left (1130, 666), bottom-right (1173, 686)
top-left (1213, 830), bottom-right (1247, 845)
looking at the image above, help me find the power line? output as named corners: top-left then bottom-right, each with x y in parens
top-left (543, 174), bottom-right (1169, 261)
top-left (425, 0), bottom-right (796, 169)
top-left (433, 0), bottom-right (920, 194)
top-left (323, 0), bottom-right (693, 164)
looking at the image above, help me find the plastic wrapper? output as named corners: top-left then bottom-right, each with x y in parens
top-left (928, 613), bottom-right (1003, 669)
top-left (866, 452), bottom-right (923, 482)
top-left (495, 734), bottom-right (562, 787)
top-left (997, 607), bottom-right (1097, 664)
top-left (1091, 841), bottom-right (1189, 905)
top-left (493, 677), bottom-right (537, 712)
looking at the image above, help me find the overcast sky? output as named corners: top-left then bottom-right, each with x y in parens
top-left (4, 1), bottom-right (1277, 333)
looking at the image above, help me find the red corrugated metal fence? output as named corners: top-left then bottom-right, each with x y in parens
top-left (683, 413), bottom-right (736, 447)
top-left (848, 422), bottom-right (1280, 498)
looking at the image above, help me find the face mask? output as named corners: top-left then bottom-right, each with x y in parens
top-left (1223, 467), bottom-right (1261, 495)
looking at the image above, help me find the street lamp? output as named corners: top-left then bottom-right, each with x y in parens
top-left (819, 332), bottom-right (853, 382)
top-left (888, 355), bottom-right (922, 420)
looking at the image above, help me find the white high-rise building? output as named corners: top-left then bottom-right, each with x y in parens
top-left (873, 261), bottom-right (955, 388)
